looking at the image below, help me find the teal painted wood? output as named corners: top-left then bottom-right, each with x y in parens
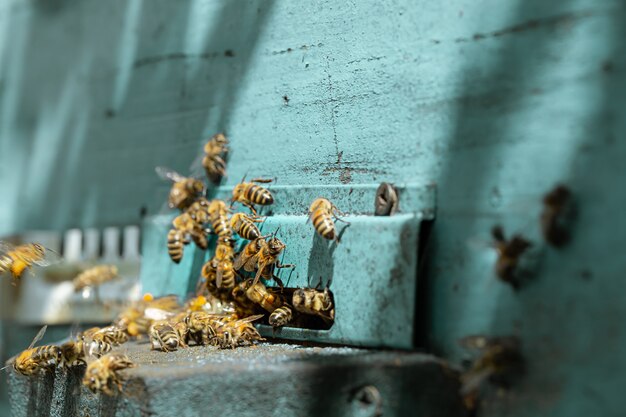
top-left (0, 0), bottom-right (624, 415)
top-left (141, 183), bottom-right (435, 348)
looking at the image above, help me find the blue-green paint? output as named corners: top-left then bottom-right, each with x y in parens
top-left (0, 0), bottom-right (623, 415)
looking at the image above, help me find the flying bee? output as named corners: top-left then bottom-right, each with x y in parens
top-left (491, 226), bottom-right (532, 290)
top-left (73, 265), bottom-right (119, 292)
top-left (292, 287), bottom-right (335, 323)
top-left (216, 314), bottom-right (265, 349)
top-left (245, 281), bottom-right (283, 313)
top-left (156, 166), bottom-right (205, 211)
top-left (233, 236), bottom-right (267, 272)
top-left (0, 241), bottom-right (61, 282)
top-left (167, 228), bottom-right (188, 264)
top-left (115, 295), bottom-right (181, 338)
top-left (203, 133), bottom-right (229, 183)
top-left (252, 235), bottom-right (294, 286)
top-left (230, 213), bottom-right (263, 240)
top-left (12, 326), bottom-right (62, 376)
top-left (187, 197), bottom-right (211, 226)
top-left (183, 312), bottom-right (222, 346)
top-left (308, 198), bottom-right (349, 242)
top-left (149, 320), bottom-right (188, 352)
top-left (231, 178), bottom-right (274, 214)
top-left (459, 335), bottom-right (524, 410)
top-left (207, 199), bottom-right (232, 238)
top-left (269, 305), bottom-right (293, 328)
top-left (83, 353), bottom-right (136, 396)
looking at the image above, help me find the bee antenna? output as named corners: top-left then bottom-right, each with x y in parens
top-left (273, 227), bottom-right (281, 238)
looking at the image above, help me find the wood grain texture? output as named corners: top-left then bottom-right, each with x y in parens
top-left (1, 0), bottom-right (625, 415)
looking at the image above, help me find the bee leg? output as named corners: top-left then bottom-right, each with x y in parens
top-left (245, 203), bottom-right (259, 216)
top-left (272, 276), bottom-right (285, 291)
top-left (275, 262), bottom-right (295, 270)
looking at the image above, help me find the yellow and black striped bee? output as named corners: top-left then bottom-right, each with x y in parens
top-left (232, 178), bottom-right (274, 214)
top-left (292, 287), bottom-right (335, 323)
top-left (167, 228), bottom-right (188, 264)
top-left (308, 198), bottom-right (349, 242)
top-left (233, 237), bottom-right (266, 272)
top-left (60, 338), bottom-right (86, 368)
top-left (0, 241), bottom-right (61, 282)
top-left (252, 235), bottom-right (294, 286)
top-left (183, 311), bottom-right (220, 346)
top-left (230, 213), bottom-right (263, 240)
top-left (149, 320), bottom-right (188, 352)
top-left (83, 353), bottom-right (136, 396)
top-left (73, 265), bottom-right (119, 292)
top-left (269, 305), bottom-right (293, 328)
top-left (83, 326), bottom-right (128, 357)
top-left (207, 199), bottom-right (232, 238)
top-left (173, 212), bottom-right (208, 250)
top-left (13, 326), bottom-right (62, 376)
top-left (187, 197), bottom-right (211, 226)
top-left (246, 281), bottom-right (283, 313)
top-left (215, 314), bottom-right (265, 349)
top-left (156, 166), bottom-right (205, 211)
top-left (203, 133), bottom-right (229, 183)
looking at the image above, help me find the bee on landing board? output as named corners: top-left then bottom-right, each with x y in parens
top-left (292, 287), bottom-right (335, 323)
top-left (230, 212), bottom-right (263, 240)
top-left (149, 320), bottom-right (188, 352)
top-left (308, 198), bottom-right (349, 242)
top-left (155, 166), bottom-right (205, 211)
top-left (0, 241), bottom-right (61, 283)
top-left (215, 314), bottom-right (265, 349)
top-left (231, 178), bottom-right (274, 215)
top-left (82, 353), bottom-right (136, 396)
top-left (12, 326), bottom-right (62, 376)
top-left (269, 305), bottom-right (293, 328)
top-left (202, 133), bottom-right (229, 183)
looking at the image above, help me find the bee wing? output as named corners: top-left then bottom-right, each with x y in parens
top-left (189, 153), bottom-right (205, 178)
top-left (27, 325), bottom-right (48, 350)
top-left (155, 166), bottom-right (185, 183)
top-left (460, 368), bottom-right (494, 395)
top-left (144, 308), bottom-right (175, 321)
top-left (32, 247), bottom-right (63, 267)
top-left (243, 253), bottom-right (260, 272)
top-left (216, 263), bottom-right (224, 288)
top-left (233, 251), bottom-right (250, 271)
top-left (235, 314), bottom-right (265, 325)
top-left (252, 261), bottom-right (267, 286)
top-left (0, 241), bottom-right (16, 255)
top-left (148, 294), bottom-right (181, 311)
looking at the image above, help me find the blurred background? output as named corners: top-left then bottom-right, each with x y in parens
top-left (1, 0), bottom-right (625, 416)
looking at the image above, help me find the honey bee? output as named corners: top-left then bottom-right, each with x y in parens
top-left (172, 212), bottom-right (208, 250)
top-left (491, 226), bottom-right (532, 290)
top-left (233, 237), bottom-right (266, 271)
top-left (60, 338), bottom-right (86, 368)
top-left (212, 236), bottom-right (236, 289)
top-left (245, 282), bottom-right (283, 313)
top-left (202, 133), bottom-right (229, 183)
top-left (207, 199), bottom-right (232, 238)
top-left (232, 178), bottom-right (274, 214)
top-left (269, 305), bottom-right (293, 328)
top-left (73, 265), bottom-right (119, 292)
top-left (187, 197), bottom-right (211, 226)
top-left (541, 185), bottom-right (575, 247)
top-left (459, 335), bottom-right (524, 409)
top-left (13, 326), bottom-right (62, 376)
top-left (230, 213), bottom-right (263, 240)
top-left (215, 314), bottom-right (265, 349)
top-left (231, 279), bottom-right (258, 317)
top-left (149, 320), bottom-right (188, 352)
top-left (83, 326), bottom-right (128, 357)
top-left (0, 242), bottom-right (61, 282)
top-left (308, 198), bottom-right (349, 241)
top-left (115, 295), bottom-right (181, 338)
top-left (252, 235), bottom-right (294, 286)
top-left (292, 287), bottom-right (335, 322)
top-left (167, 228), bottom-right (188, 264)
top-left (83, 353), bottom-right (136, 396)
top-left (156, 166), bottom-right (205, 210)
top-left (183, 311), bottom-right (220, 345)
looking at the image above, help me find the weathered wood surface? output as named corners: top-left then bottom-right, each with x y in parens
top-left (0, 0), bottom-right (625, 415)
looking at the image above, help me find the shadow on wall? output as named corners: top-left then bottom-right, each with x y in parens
top-left (0, 0), bottom-right (275, 233)
top-left (420, 0), bottom-right (626, 416)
